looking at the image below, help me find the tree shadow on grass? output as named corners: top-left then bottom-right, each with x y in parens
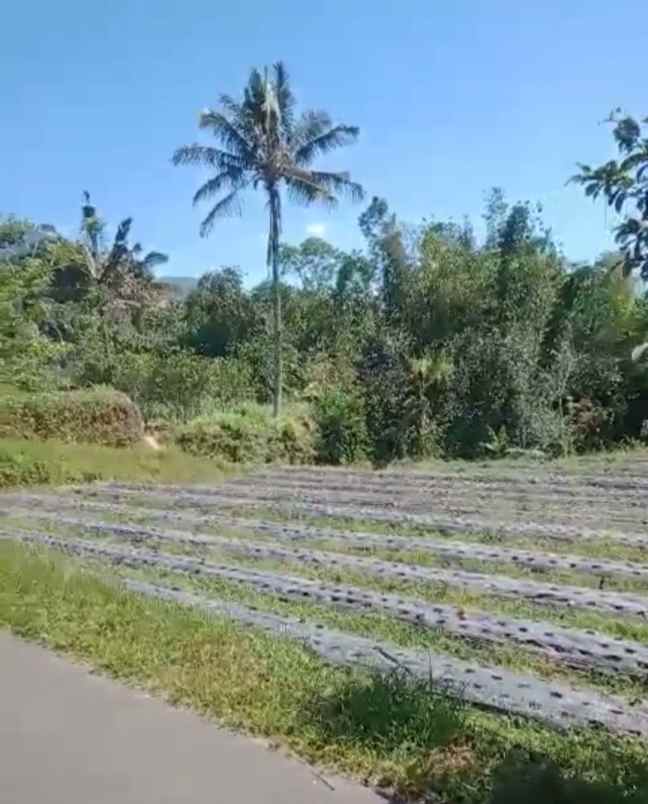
top-left (298, 669), bottom-right (470, 799)
top-left (489, 757), bottom-right (648, 804)
top-left (297, 669), bottom-right (648, 803)
top-left (303, 669), bottom-right (464, 755)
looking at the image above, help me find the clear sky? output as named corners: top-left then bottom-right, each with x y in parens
top-left (2, 0), bottom-right (646, 283)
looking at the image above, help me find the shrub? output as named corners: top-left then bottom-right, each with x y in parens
top-left (176, 404), bottom-right (315, 464)
top-left (313, 387), bottom-right (368, 465)
top-left (70, 345), bottom-right (255, 422)
top-left (443, 327), bottom-right (565, 457)
top-left (356, 328), bottom-right (412, 465)
top-left (0, 387), bottom-right (144, 446)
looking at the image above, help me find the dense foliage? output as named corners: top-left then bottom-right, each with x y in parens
top-left (0, 387), bottom-right (144, 446)
top-left (2, 107), bottom-right (648, 463)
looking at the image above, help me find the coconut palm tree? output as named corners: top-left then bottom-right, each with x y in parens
top-left (172, 62), bottom-right (364, 415)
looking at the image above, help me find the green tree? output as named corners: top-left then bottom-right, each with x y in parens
top-left (172, 62), bottom-right (364, 415)
top-left (406, 221), bottom-right (493, 349)
top-left (359, 196), bottom-right (409, 322)
top-left (0, 215), bottom-right (37, 251)
top-left (184, 267), bottom-right (259, 357)
top-left (571, 111), bottom-right (648, 278)
top-left (278, 236), bottom-right (341, 291)
top-left (0, 216), bottom-right (57, 262)
top-left (0, 257), bottom-right (64, 389)
top-left (79, 192), bottom-right (169, 297)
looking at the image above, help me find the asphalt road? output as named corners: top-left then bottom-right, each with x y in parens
top-left (0, 631), bottom-right (381, 804)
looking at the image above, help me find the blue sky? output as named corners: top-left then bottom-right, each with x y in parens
top-left (2, 0), bottom-right (646, 283)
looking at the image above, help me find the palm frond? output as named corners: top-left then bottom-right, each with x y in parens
top-left (142, 251), bottom-right (169, 269)
top-left (308, 170), bottom-right (365, 202)
top-left (174, 63), bottom-right (364, 249)
top-left (243, 68), bottom-right (268, 127)
top-left (192, 169), bottom-right (245, 206)
top-left (200, 188), bottom-right (246, 237)
top-left (112, 217), bottom-right (133, 249)
top-left (295, 124), bottom-right (359, 165)
top-left (103, 218), bottom-right (132, 276)
top-left (199, 110), bottom-right (254, 158)
top-left (273, 61), bottom-right (295, 132)
top-left (291, 110), bottom-right (332, 147)
top-left (284, 169), bottom-right (337, 207)
top-left (172, 145), bottom-right (244, 170)
top-left (219, 93), bottom-right (243, 118)
top-left (81, 243), bottom-right (99, 280)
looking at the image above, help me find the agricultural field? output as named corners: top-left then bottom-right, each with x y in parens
top-left (4, 454), bottom-right (648, 797)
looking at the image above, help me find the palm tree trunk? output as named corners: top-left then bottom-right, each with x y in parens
top-left (268, 187), bottom-right (283, 417)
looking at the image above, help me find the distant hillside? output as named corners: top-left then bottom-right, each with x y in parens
top-left (159, 276), bottom-right (198, 299)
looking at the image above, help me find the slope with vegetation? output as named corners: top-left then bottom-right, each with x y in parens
top-left (1, 83), bottom-right (648, 470)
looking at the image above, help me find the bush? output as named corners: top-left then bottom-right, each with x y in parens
top-left (313, 387), bottom-right (368, 465)
top-left (443, 327), bottom-right (565, 457)
top-left (70, 346), bottom-right (255, 422)
top-left (356, 328), bottom-right (412, 465)
top-left (0, 387), bottom-right (144, 446)
top-left (176, 404), bottom-right (315, 464)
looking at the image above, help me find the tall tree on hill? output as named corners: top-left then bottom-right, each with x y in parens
top-left (172, 62), bottom-right (364, 415)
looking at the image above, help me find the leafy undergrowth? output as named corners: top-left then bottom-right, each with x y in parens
top-left (0, 437), bottom-right (234, 488)
top-left (1, 542), bottom-right (647, 803)
top-left (0, 387), bottom-right (144, 446)
top-left (176, 402), bottom-right (316, 464)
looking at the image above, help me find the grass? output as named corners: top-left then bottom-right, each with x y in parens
top-left (2, 541), bottom-right (648, 803)
top-left (0, 437), bottom-right (239, 489)
top-left (403, 446), bottom-right (648, 476)
top-left (21, 508), bottom-right (648, 595)
top-left (110, 559), bottom-right (648, 701)
top-left (8, 513), bottom-right (648, 700)
top-left (63, 492), bottom-right (648, 565)
top-left (13, 510), bottom-right (648, 645)
top-left (202, 502), bottom-right (648, 560)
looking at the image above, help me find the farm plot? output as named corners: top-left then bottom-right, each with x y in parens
top-left (4, 462), bottom-right (648, 743)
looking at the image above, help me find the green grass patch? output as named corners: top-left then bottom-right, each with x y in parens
top-left (166, 543), bottom-right (648, 645)
top-left (2, 541), bottom-right (648, 802)
top-left (210, 503), bottom-right (648, 561)
top-left (22, 512), bottom-right (648, 645)
top-left (0, 438), bottom-right (238, 489)
top-left (108, 558), bottom-right (647, 701)
top-left (406, 447), bottom-right (648, 477)
top-left (9, 514), bottom-right (648, 699)
top-left (29, 507), bottom-right (648, 595)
